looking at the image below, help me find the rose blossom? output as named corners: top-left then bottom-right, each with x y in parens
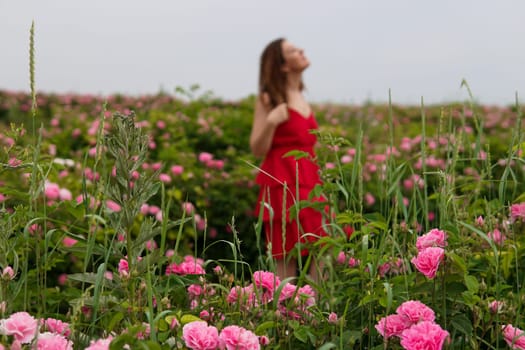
top-left (2, 266), bottom-right (15, 280)
top-left (35, 332), bottom-right (73, 350)
top-left (416, 228), bottom-right (448, 251)
top-left (105, 200), bottom-right (121, 212)
top-left (488, 228), bottom-right (506, 246)
top-left (375, 314), bottom-right (407, 339)
top-left (503, 324), bottom-right (525, 349)
top-left (0, 311), bottom-right (38, 343)
top-left (198, 152), bottom-right (214, 164)
top-left (411, 247), bottom-right (445, 279)
top-left (489, 300), bottom-right (504, 314)
top-left (85, 336), bottom-right (113, 350)
top-left (182, 321), bottom-right (219, 350)
top-left (510, 203), bottom-right (525, 222)
top-left (44, 318), bottom-right (71, 336)
top-left (396, 300), bottom-right (435, 327)
top-left (219, 325), bottom-right (260, 350)
top-left (328, 312), bottom-right (339, 325)
top-left (252, 271), bottom-right (280, 295)
top-left (400, 321), bottom-right (449, 350)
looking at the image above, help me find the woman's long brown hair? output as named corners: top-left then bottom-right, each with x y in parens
top-left (258, 38), bottom-right (303, 109)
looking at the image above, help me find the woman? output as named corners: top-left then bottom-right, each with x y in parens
top-left (250, 38), bottom-right (325, 279)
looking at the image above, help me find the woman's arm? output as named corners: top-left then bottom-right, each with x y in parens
top-left (249, 95), bottom-right (289, 158)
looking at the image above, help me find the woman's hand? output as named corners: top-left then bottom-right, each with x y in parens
top-left (267, 103), bottom-right (289, 126)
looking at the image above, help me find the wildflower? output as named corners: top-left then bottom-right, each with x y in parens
top-left (0, 311), bottom-right (39, 344)
top-left (411, 247), bottom-right (445, 279)
top-left (182, 321), bottom-right (219, 350)
top-left (219, 325), bottom-right (260, 350)
top-left (400, 321), bottom-right (449, 350)
top-left (502, 324), bottom-right (525, 349)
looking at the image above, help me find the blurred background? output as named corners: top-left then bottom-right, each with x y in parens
top-left (2, 0), bottom-right (524, 105)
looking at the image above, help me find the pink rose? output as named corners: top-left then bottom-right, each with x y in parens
top-left (2, 266), bottom-right (15, 280)
top-left (198, 152), bottom-right (214, 164)
top-left (159, 173), bottom-right (171, 183)
top-left (336, 252), bottom-right (347, 264)
top-left (85, 336), bottom-right (113, 350)
top-left (171, 165), bottom-right (184, 175)
top-left (489, 300), bottom-right (504, 314)
top-left (488, 228), bottom-right (506, 246)
top-left (400, 321), bottom-right (449, 350)
top-left (375, 314), bottom-right (407, 339)
top-left (182, 321), bottom-right (219, 350)
top-left (219, 325), bottom-right (260, 350)
top-left (252, 271), bottom-right (281, 295)
top-left (510, 203), bottom-right (525, 222)
top-left (165, 256), bottom-right (205, 276)
top-left (503, 324), bottom-right (525, 349)
top-left (411, 247), bottom-right (445, 279)
top-left (0, 311), bottom-right (38, 343)
top-left (328, 312), bottom-right (339, 324)
top-left (227, 285), bottom-right (256, 308)
top-left (44, 182), bottom-right (61, 201)
top-left (105, 200), bottom-right (121, 212)
top-left (118, 258), bottom-right (129, 277)
top-left (62, 237), bottom-right (78, 248)
top-left (35, 332), bottom-right (73, 350)
top-left (396, 300), bottom-right (435, 327)
top-left (44, 318), bottom-right (71, 336)
top-left (58, 188), bottom-right (72, 201)
top-left (416, 228), bottom-right (448, 251)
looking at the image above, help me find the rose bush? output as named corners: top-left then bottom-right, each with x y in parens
top-left (0, 89), bottom-right (525, 349)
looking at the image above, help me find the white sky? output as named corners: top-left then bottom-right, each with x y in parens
top-left (1, 0), bottom-right (524, 105)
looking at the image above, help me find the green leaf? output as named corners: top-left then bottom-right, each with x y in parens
top-left (318, 343), bottom-right (337, 350)
top-left (464, 275), bottom-right (479, 293)
top-left (180, 314), bottom-right (202, 325)
top-left (450, 313), bottom-right (473, 336)
top-left (293, 326), bottom-right (308, 343)
top-left (254, 321), bottom-right (276, 335)
top-left (447, 252), bottom-right (467, 275)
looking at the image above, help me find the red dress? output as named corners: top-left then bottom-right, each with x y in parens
top-left (255, 107), bottom-right (325, 258)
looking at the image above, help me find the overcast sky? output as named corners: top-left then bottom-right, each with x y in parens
top-left (1, 1), bottom-right (524, 105)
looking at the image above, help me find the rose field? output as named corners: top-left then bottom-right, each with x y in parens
top-left (1, 84), bottom-right (525, 350)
